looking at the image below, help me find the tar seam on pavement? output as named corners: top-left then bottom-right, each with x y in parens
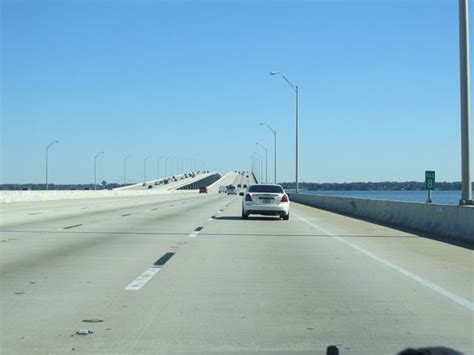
top-left (121, 214), bottom-right (131, 217)
top-left (63, 224), bottom-right (82, 230)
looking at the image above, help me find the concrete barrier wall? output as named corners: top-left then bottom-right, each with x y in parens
top-left (1, 189), bottom-right (198, 204)
top-left (290, 193), bottom-right (474, 245)
top-left (176, 173), bottom-right (221, 190)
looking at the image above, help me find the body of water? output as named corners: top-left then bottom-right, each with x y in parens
top-left (300, 190), bottom-right (462, 205)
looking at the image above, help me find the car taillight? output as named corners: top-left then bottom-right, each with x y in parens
top-left (245, 194), bottom-right (253, 202)
top-left (281, 194), bottom-right (289, 202)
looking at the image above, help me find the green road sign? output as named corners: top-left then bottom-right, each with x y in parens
top-left (425, 170), bottom-right (435, 190)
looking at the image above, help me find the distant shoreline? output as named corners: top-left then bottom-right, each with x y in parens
top-left (1, 181), bottom-right (472, 191)
top-left (279, 181), bottom-right (471, 192)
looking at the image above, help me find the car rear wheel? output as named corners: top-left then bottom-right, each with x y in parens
top-left (241, 209), bottom-right (248, 219)
top-left (282, 212), bottom-right (289, 220)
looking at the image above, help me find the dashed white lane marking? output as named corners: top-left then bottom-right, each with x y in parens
top-left (125, 267), bottom-right (161, 290)
top-left (189, 226), bottom-right (203, 238)
top-left (294, 213), bottom-right (474, 312)
top-left (126, 252), bottom-right (175, 291)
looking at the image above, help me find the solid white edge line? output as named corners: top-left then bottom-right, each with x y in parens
top-left (294, 213), bottom-right (474, 312)
top-left (125, 266), bottom-right (161, 291)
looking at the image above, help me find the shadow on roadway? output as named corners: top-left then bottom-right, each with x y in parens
top-left (214, 216), bottom-right (281, 221)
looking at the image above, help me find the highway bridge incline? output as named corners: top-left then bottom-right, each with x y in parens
top-left (0, 172), bottom-right (472, 354)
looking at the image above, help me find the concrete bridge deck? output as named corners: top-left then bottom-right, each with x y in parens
top-left (0, 173), bottom-right (472, 354)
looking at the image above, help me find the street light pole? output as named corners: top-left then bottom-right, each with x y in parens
top-left (459, 0), bottom-right (473, 205)
top-left (94, 151), bottom-right (104, 190)
top-left (165, 157), bottom-right (171, 178)
top-left (124, 155), bottom-right (131, 185)
top-left (45, 140), bottom-right (59, 190)
top-left (250, 153), bottom-right (257, 182)
top-left (256, 143), bottom-right (268, 183)
top-left (253, 152), bottom-right (263, 183)
top-left (295, 85), bottom-right (299, 193)
top-left (172, 157), bottom-right (177, 176)
top-left (144, 156), bottom-right (151, 183)
top-left (185, 157), bottom-right (190, 172)
top-left (157, 157), bottom-right (163, 180)
top-left (270, 71), bottom-right (299, 192)
top-left (260, 123), bottom-right (277, 184)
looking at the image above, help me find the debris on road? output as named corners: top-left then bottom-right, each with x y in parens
top-left (76, 330), bottom-right (94, 335)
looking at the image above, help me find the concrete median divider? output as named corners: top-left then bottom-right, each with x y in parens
top-left (290, 193), bottom-right (474, 246)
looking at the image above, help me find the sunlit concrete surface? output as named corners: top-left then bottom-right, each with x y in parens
top-left (0, 173), bottom-right (472, 355)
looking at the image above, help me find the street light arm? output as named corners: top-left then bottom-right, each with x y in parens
top-left (280, 74), bottom-right (297, 92)
top-left (270, 72), bottom-right (297, 92)
top-left (46, 140), bottom-right (59, 149)
top-left (260, 122), bottom-right (276, 135)
top-left (256, 142), bottom-right (267, 152)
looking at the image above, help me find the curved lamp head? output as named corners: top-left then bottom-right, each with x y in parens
top-left (269, 71), bottom-right (280, 75)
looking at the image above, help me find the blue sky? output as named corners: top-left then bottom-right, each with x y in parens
top-left (1, 0), bottom-right (473, 184)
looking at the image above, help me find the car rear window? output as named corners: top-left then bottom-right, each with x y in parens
top-left (248, 185), bottom-right (284, 193)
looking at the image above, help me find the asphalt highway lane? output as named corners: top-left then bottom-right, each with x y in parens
top-left (0, 175), bottom-right (472, 354)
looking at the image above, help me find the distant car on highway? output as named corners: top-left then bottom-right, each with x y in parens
top-left (243, 184), bottom-right (247, 188)
top-left (218, 185), bottom-right (227, 193)
top-left (227, 185), bottom-right (237, 195)
top-left (241, 184), bottom-right (290, 220)
top-left (237, 184), bottom-right (241, 188)
top-left (199, 187), bottom-right (208, 193)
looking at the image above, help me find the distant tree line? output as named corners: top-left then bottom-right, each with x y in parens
top-left (0, 183), bottom-right (130, 191)
top-left (2, 181), bottom-right (472, 191)
top-left (279, 181), bottom-right (471, 191)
